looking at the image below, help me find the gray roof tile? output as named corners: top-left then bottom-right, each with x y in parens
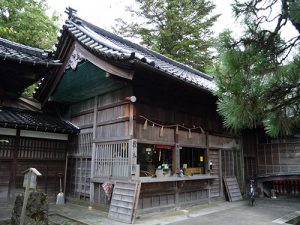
top-left (0, 106), bottom-right (79, 134)
top-left (63, 16), bottom-right (216, 91)
top-left (0, 37), bottom-right (60, 65)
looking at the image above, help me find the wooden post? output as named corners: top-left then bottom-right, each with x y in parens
top-left (8, 129), bottom-right (20, 202)
top-left (129, 103), bottom-right (134, 138)
top-left (175, 181), bottom-right (179, 207)
top-left (255, 133), bottom-right (259, 178)
top-left (90, 96), bottom-right (98, 205)
top-left (219, 149), bottom-right (223, 197)
top-left (271, 143), bottom-right (274, 174)
top-left (173, 128), bottom-right (179, 174)
top-left (128, 139), bottom-right (137, 179)
top-left (20, 177), bottom-right (31, 225)
top-left (278, 144), bottom-right (281, 174)
top-left (264, 144), bottom-right (267, 175)
top-left (205, 132), bottom-right (209, 174)
top-left (232, 150), bottom-right (235, 176)
top-left (174, 144), bottom-right (180, 174)
top-left (63, 152), bottom-right (69, 198)
top-left (240, 137), bottom-right (245, 195)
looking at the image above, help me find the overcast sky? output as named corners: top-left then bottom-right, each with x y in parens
top-left (46, 0), bottom-right (241, 38)
top-left (46, 0), bottom-right (297, 45)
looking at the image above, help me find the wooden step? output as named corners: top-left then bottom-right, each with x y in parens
top-left (108, 180), bottom-right (141, 224)
top-left (223, 176), bottom-right (242, 202)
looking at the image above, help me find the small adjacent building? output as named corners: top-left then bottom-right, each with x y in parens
top-left (35, 8), bottom-right (241, 214)
top-left (0, 37), bottom-right (78, 203)
top-left (243, 129), bottom-right (300, 197)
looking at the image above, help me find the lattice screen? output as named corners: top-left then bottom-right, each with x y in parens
top-left (94, 142), bottom-right (129, 177)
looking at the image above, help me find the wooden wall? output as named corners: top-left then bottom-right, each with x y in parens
top-left (243, 130), bottom-right (300, 178)
top-left (0, 135), bottom-right (68, 203)
top-left (138, 180), bottom-right (210, 213)
top-left (67, 87), bottom-right (133, 200)
top-left (256, 142), bottom-right (300, 176)
top-left (65, 72), bottom-right (242, 206)
top-left (70, 87), bottom-right (133, 143)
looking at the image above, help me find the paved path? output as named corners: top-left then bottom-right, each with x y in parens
top-left (1, 197), bottom-right (300, 225)
top-left (169, 198), bottom-right (300, 225)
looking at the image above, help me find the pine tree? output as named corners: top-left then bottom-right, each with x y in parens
top-left (214, 0), bottom-right (300, 137)
top-left (114, 0), bottom-right (219, 72)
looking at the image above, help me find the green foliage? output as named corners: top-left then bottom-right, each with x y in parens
top-left (22, 83), bottom-right (37, 97)
top-left (113, 0), bottom-right (219, 72)
top-left (0, 0), bottom-right (59, 49)
top-left (214, 0), bottom-right (300, 137)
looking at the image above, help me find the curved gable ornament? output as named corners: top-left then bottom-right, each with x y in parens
top-left (66, 49), bottom-right (85, 70)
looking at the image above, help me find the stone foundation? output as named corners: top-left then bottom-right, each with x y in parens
top-left (11, 192), bottom-right (48, 225)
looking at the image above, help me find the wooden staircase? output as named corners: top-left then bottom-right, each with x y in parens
top-left (108, 180), bottom-right (141, 224)
top-left (223, 176), bottom-right (242, 202)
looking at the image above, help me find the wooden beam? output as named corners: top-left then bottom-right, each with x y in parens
top-left (8, 129), bottom-right (20, 202)
top-left (71, 100), bottom-right (129, 118)
top-left (0, 128), bottom-right (16, 136)
top-left (96, 117), bottom-right (129, 127)
top-left (20, 130), bottom-right (68, 140)
top-left (41, 38), bottom-right (75, 106)
top-left (75, 42), bottom-right (134, 80)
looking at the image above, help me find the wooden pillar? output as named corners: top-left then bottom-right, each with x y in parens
top-left (271, 143), bottom-right (274, 174)
top-left (173, 129), bottom-right (179, 174)
top-left (240, 137), bottom-right (245, 195)
top-left (232, 150), bottom-right (235, 176)
top-left (129, 102), bottom-right (134, 138)
top-left (255, 133), bottom-right (259, 177)
top-left (205, 132), bottom-right (209, 174)
top-left (90, 96), bottom-right (98, 205)
top-left (175, 181), bottom-right (179, 207)
top-left (219, 149), bottom-right (223, 197)
top-left (278, 144), bottom-right (281, 174)
top-left (8, 129), bottom-right (20, 202)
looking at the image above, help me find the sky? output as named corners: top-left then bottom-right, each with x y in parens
top-left (46, 0), bottom-right (241, 38)
top-left (46, 0), bottom-right (297, 45)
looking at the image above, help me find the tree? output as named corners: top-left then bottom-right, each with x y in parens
top-left (214, 0), bottom-right (300, 137)
top-left (0, 0), bottom-right (59, 49)
top-left (113, 0), bottom-right (219, 72)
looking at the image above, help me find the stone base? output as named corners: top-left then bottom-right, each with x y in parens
top-left (11, 192), bottom-right (48, 225)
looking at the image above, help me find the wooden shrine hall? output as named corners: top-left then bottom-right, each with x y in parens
top-left (34, 8), bottom-right (241, 220)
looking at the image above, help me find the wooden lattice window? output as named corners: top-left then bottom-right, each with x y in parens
top-left (94, 142), bottom-right (129, 178)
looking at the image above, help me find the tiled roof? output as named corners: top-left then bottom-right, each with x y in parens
top-left (0, 37), bottom-right (60, 65)
top-left (62, 13), bottom-right (216, 91)
top-left (0, 106), bottom-right (79, 134)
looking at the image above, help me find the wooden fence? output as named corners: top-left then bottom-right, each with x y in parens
top-left (94, 142), bottom-right (129, 178)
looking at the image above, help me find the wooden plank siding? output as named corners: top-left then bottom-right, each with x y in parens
top-left (243, 130), bottom-right (300, 178)
top-left (257, 142), bottom-right (300, 176)
top-left (67, 88), bottom-right (134, 202)
top-left (66, 84), bottom-right (242, 210)
top-left (0, 135), bottom-right (68, 202)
